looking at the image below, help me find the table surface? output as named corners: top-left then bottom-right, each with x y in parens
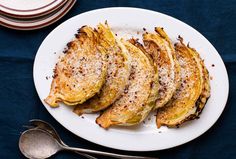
top-left (0, 0), bottom-right (235, 159)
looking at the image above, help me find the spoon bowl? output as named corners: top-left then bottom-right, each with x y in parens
top-left (19, 129), bottom-right (61, 159)
top-left (27, 119), bottom-right (97, 159)
top-left (29, 119), bottom-right (64, 144)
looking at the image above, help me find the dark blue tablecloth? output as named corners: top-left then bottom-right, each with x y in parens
top-left (0, 0), bottom-right (235, 159)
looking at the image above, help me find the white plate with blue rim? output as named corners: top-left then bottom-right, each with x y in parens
top-left (0, 0), bottom-right (75, 30)
top-left (0, 0), bottom-right (66, 18)
top-left (33, 7), bottom-right (229, 151)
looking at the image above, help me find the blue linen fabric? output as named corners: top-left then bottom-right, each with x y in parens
top-left (0, 0), bottom-right (235, 158)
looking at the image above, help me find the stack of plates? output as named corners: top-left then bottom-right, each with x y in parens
top-left (0, 0), bottom-right (76, 30)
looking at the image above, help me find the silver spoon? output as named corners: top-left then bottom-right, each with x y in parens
top-left (19, 129), bottom-right (158, 159)
top-left (26, 119), bottom-right (97, 159)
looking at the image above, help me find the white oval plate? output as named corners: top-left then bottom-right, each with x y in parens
top-left (33, 7), bottom-right (229, 151)
top-left (0, 0), bottom-right (65, 18)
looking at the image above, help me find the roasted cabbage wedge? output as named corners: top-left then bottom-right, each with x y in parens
top-left (156, 37), bottom-right (210, 128)
top-left (143, 27), bottom-right (181, 109)
top-left (44, 26), bottom-right (107, 107)
top-left (96, 39), bottom-right (158, 128)
top-left (129, 39), bottom-right (159, 109)
top-left (74, 23), bottom-right (131, 115)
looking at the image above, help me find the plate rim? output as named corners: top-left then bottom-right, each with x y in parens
top-left (33, 7), bottom-right (229, 151)
top-left (0, 0), bottom-right (66, 18)
top-left (0, 0), bottom-right (75, 31)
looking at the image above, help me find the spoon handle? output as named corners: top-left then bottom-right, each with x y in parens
top-left (62, 145), bottom-right (158, 159)
top-left (62, 142), bottom-right (97, 159)
top-left (72, 150), bottom-right (97, 159)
